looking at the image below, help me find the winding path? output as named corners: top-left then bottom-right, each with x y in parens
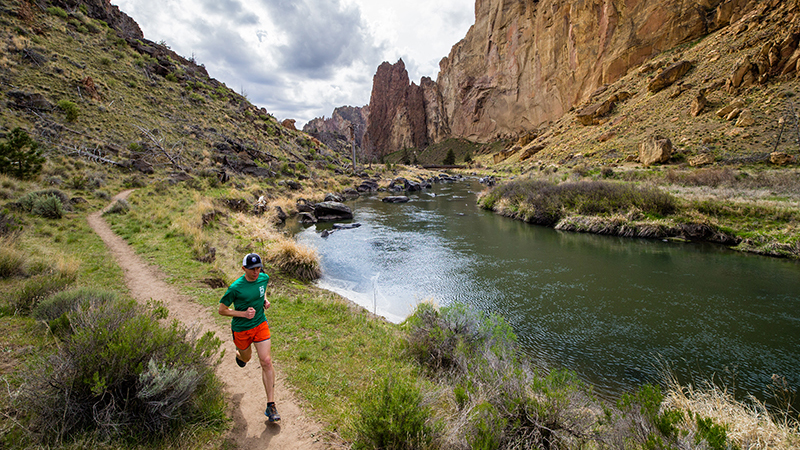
top-left (87, 190), bottom-right (330, 449)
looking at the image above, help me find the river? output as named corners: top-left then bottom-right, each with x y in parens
top-left (294, 178), bottom-right (800, 403)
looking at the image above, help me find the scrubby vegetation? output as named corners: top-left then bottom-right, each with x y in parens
top-left (13, 288), bottom-right (226, 445)
top-left (362, 302), bottom-right (800, 450)
top-left (478, 178), bottom-right (677, 226)
top-left (0, 0), bottom-right (798, 449)
top-left (478, 169), bottom-right (800, 258)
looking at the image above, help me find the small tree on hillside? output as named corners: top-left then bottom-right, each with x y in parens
top-left (443, 149), bottom-right (456, 166)
top-left (0, 128), bottom-right (45, 180)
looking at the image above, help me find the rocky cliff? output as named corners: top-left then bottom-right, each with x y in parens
top-left (365, 0), bottom-right (794, 157)
top-left (51, 0), bottom-right (143, 38)
top-left (304, 105), bottom-right (369, 155)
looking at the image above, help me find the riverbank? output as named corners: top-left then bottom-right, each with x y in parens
top-left (474, 167), bottom-right (800, 259)
top-left (3, 165), bottom-right (799, 449)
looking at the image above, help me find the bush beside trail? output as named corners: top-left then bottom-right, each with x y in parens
top-left (352, 302), bottom-right (795, 450)
top-left (9, 288), bottom-right (227, 446)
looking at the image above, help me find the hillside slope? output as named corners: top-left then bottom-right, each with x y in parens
top-left (1, 0), bottom-right (346, 184)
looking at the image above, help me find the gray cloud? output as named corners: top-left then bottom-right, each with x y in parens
top-left (197, 0), bottom-right (260, 25)
top-left (260, 0), bottom-right (384, 79)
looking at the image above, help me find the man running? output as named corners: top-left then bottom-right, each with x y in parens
top-left (218, 253), bottom-right (280, 422)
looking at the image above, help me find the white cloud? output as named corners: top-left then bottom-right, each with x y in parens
top-left (114, 0), bottom-right (473, 127)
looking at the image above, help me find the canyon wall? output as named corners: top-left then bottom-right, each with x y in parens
top-left (364, 0), bottom-right (771, 157)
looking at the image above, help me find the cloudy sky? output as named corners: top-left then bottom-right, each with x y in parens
top-left (114, 0), bottom-right (475, 128)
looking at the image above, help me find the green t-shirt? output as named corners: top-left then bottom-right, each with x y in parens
top-left (220, 272), bottom-right (269, 332)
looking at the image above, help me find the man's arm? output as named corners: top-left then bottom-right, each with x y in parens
top-left (218, 303), bottom-right (255, 319)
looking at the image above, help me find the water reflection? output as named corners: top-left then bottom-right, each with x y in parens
top-left (296, 179), bottom-right (800, 402)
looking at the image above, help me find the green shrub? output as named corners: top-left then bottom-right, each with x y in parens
top-left (46, 6), bottom-right (68, 18)
top-left (468, 402), bottom-right (506, 450)
top-left (56, 100), bottom-right (80, 122)
top-left (0, 128), bottom-right (45, 180)
top-left (103, 198), bottom-right (130, 215)
top-left (16, 189), bottom-right (70, 214)
top-left (189, 92), bottom-right (204, 103)
top-left (405, 303), bottom-right (595, 449)
top-left (33, 288), bottom-right (120, 338)
top-left (405, 302), bottom-right (517, 375)
top-left (353, 374), bottom-right (435, 450)
top-left (17, 294), bottom-right (226, 444)
top-left (11, 272), bottom-right (76, 314)
top-left (696, 416), bottom-right (736, 450)
top-left (165, 72), bottom-right (178, 82)
top-left (31, 194), bottom-right (63, 219)
top-left (618, 384), bottom-right (685, 448)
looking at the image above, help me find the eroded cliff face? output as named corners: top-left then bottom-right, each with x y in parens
top-left (304, 105), bottom-right (369, 151)
top-left (365, 0), bottom-right (773, 156)
top-left (363, 60), bottom-right (430, 157)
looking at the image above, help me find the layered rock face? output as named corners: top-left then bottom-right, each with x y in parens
top-left (365, 0), bottom-right (775, 156)
top-left (304, 105), bottom-right (369, 150)
top-left (363, 60), bottom-right (427, 157)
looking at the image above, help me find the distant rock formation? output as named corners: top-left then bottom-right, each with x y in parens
top-left (303, 105), bottom-right (368, 153)
top-left (364, 0), bottom-right (791, 156)
top-left (362, 60), bottom-right (430, 159)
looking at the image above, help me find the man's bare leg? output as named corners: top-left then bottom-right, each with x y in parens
top-left (253, 339), bottom-right (274, 402)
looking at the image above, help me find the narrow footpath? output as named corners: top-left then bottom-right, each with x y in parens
top-left (87, 190), bottom-right (331, 450)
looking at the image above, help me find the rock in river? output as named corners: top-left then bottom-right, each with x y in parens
top-left (313, 201), bottom-right (353, 221)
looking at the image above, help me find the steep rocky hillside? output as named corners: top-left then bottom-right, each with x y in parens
top-left (1, 0), bottom-right (346, 186)
top-left (493, 4), bottom-right (800, 172)
top-left (364, 0), bottom-right (800, 168)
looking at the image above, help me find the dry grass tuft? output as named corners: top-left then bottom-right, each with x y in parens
top-left (663, 375), bottom-right (800, 450)
top-left (265, 236), bottom-right (321, 281)
top-left (0, 235), bottom-right (26, 278)
top-left (232, 212), bottom-right (283, 244)
top-left (168, 193), bottom-right (222, 262)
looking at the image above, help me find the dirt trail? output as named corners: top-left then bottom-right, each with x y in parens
top-left (87, 190), bottom-right (331, 450)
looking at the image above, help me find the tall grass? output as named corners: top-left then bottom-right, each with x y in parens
top-left (478, 179), bottom-right (677, 226)
top-left (662, 374), bottom-right (800, 450)
top-left (10, 255), bottom-right (79, 314)
top-left (0, 235), bottom-right (25, 278)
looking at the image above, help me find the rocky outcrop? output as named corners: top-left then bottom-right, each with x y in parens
top-left (648, 61), bottom-right (693, 93)
top-left (363, 60), bottom-right (430, 158)
top-left (303, 105), bottom-right (369, 151)
top-left (576, 91), bottom-right (631, 126)
top-left (365, 0), bottom-right (792, 154)
top-left (51, 0), bottom-right (142, 38)
top-left (639, 134), bottom-right (673, 167)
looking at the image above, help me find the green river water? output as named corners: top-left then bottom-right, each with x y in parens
top-left (295, 178), bottom-right (800, 403)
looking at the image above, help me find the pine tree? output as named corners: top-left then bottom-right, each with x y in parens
top-left (0, 128), bottom-right (45, 179)
top-left (443, 149), bottom-right (456, 166)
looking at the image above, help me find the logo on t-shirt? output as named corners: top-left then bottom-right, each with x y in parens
top-left (260, 286), bottom-right (265, 297)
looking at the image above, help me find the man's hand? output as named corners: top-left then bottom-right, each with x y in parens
top-left (264, 299), bottom-right (271, 310)
top-left (244, 307), bottom-right (256, 319)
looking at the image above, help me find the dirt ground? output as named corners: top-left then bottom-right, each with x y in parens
top-left (87, 190), bottom-right (333, 450)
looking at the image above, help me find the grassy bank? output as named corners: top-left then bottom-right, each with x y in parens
top-left (2, 164), bottom-right (799, 448)
top-left (477, 168), bottom-right (800, 259)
